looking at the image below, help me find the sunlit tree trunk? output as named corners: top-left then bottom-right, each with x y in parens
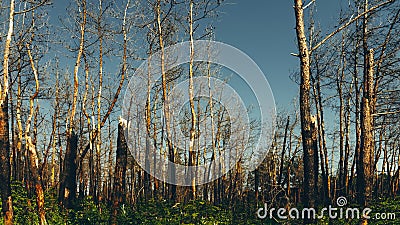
top-left (294, 0), bottom-right (317, 223)
top-left (95, 0), bottom-right (104, 204)
top-left (156, 0), bottom-right (176, 201)
top-left (357, 1), bottom-right (375, 216)
top-left (0, 0), bottom-right (15, 223)
top-left (358, 48), bottom-right (375, 224)
top-left (60, 0), bottom-right (86, 209)
top-left (25, 40), bottom-right (47, 224)
top-left (144, 39), bottom-right (154, 200)
top-left (188, 0), bottom-right (197, 200)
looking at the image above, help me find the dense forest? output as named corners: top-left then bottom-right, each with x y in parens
top-left (0, 0), bottom-right (400, 224)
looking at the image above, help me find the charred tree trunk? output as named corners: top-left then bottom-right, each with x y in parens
top-left (344, 94), bottom-right (352, 196)
top-left (0, 97), bottom-right (13, 225)
top-left (350, 33), bottom-right (361, 197)
top-left (1, 0), bottom-right (15, 223)
top-left (59, 132), bottom-right (78, 209)
top-left (357, 1), bottom-right (375, 213)
top-left (254, 168), bottom-right (259, 205)
top-left (111, 120), bottom-right (128, 225)
top-left (278, 116), bottom-right (290, 186)
top-left (311, 116), bottom-right (319, 204)
top-left (358, 49), bottom-right (375, 208)
top-left (59, 0), bottom-right (86, 210)
top-left (312, 62), bottom-right (330, 203)
top-left (337, 39), bottom-right (345, 196)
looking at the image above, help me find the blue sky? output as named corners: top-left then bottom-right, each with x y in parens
top-left (48, 0), bottom-right (346, 119)
top-left (215, 0), bottom-right (345, 108)
top-left (49, 0), bottom-right (346, 110)
top-left (43, 0), bottom-right (358, 173)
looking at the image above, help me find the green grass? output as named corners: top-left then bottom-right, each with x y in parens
top-left (1, 182), bottom-right (399, 224)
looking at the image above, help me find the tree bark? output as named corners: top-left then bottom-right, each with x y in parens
top-left (26, 40), bottom-right (47, 224)
top-left (59, 132), bottom-right (78, 209)
top-left (293, 0), bottom-right (312, 189)
top-left (59, 0), bottom-right (86, 209)
top-left (0, 0), bottom-right (15, 223)
top-left (156, 0), bottom-right (176, 201)
top-left (358, 49), bottom-right (375, 208)
top-left (337, 36), bottom-right (345, 196)
top-left (111, 120), bottom-right (128, 225)
top-left (188, 0), bottom-right (197, 200)
top-left (0, 97), bottom-right (13, 225)
top-left (278, 116), bottom-right (290, 186)
top-left (357, 1), bottom-right (375, 214)
top-left (294, 0), bottom-right (317, 223)
top-left (26, 137), bottom-right (47, 225)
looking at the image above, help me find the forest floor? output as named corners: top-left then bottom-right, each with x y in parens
top-left (1, 181), bottom-right (399, 225)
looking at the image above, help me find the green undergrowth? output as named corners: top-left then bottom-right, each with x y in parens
top-left (0, 182), bottom-right (399, 224)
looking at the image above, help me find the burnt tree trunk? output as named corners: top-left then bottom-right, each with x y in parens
top-left (111, 120), bottom-right (128, 225)
top-left (358, 49), bottom-right (375, 208)
top-left (59, 132), bottom-right (78, 209)
top-left (1, 0), bottom-right (15, 223)
top-left (254, 168), bottom-right (259, 206)
top-left (311, 116), bottom-right (319, 204)
top-left (0, 97), bottom-right (13, 225)
top-left (357, 0), bottom-right (375, 213)
top-left (278, 116), bottom-right (290, 186)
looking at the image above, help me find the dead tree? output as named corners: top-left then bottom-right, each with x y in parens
top-left (26, 40), bottom-right (47, 224)
top-left (358, 48), bottom-right (375, 207)
top-left (293, 1), bottom-right (317, 221)
top-left (278, 116), bottom-right (290, 186)
top-left (188, 0), bottom-right (197, 200)
top-left (59, 0), bottom-right (86, 209)
top-left (156, 0), bottom-right (176, 201)
top-left (59, 132), bottom-right (78, 209)
top-left (0, 0), bottom-right (15, 223)
top-left (111, 119), bottom-right (128, 225)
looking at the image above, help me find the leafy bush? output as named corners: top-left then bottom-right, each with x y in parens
top-left (2, 185), bottom-right (400, 225)
top-left (11, 181), bottom-right (39, 224)
top-left (69, 196), bottom-right (110, 225)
